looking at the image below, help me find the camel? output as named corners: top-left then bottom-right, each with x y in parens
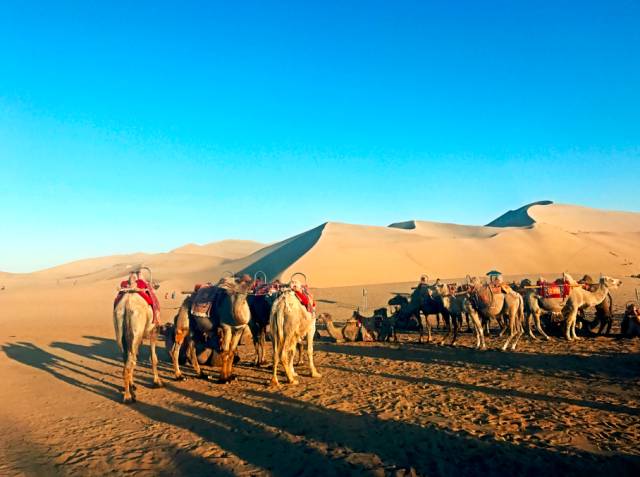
top-left (170, 277), bottom-right (253, 383)
top-left (621, 303), bottom-right (640, 337)
top-left (466, 277), bottom-right (524, 351)
top-left (576, 275), bottom-right (614, 336)
top-left (520, 278), bottom-right (555, 341)
top-left (270, 289), bottom-right (321, 386)
top-left (247, 293), bottom-right (275, 367)
top-left (433, 283), bottom-right (485, 349)
top-left (389, 283), bottom-right (446, 343)
top-left (561, 276), bottom-right (622, 341)
top-left (113, 277), bottom-right (163, 403)
top-left (321, 314), bottom-right (359, 342)
top-left (320, 312), bottom-right (375, 342)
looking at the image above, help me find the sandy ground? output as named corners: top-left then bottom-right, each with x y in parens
top-left (1, 277), bottom-right (639, 476)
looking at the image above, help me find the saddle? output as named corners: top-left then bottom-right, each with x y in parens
top-left (538, 280), bottom-right (571, 300)
top-left (190, 284), bottom-right (225, 318)
top-left (114, 279), bottom-right (160, 324)
top-left (251, 280), bottom-right (281, 297)
top-left (294, 286), bottom-right (315, 313)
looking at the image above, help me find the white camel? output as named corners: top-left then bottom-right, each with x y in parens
top-left (113, 277), bottom-right (162, 403)
top-left (270, 287), bottom-right (321, 386)
top-left (562, 275), bottom-right (622, 341)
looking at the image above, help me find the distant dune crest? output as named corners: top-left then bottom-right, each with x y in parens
top-left (170, 239), bottom-right (266, 259)
top-left (4, 202), bottom-right (639, 288)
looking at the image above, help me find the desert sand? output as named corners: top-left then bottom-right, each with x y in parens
top-left (1, 201), bottom-right (640, 476)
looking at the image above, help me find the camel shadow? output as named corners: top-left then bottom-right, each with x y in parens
top-left (3, 338), bottom-right (640, 476)
top-left (324, 363), bottom-right (640, 416)
top-left (1, 341), bottom-right (121, 402)
top-left (174, 387), bottom-right (640, 476)
top-left (315, 342), bottom-right (640, 381)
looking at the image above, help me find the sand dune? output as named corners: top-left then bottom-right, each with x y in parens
top-left (488, 201), bottom-right (640, 233)
top-left (236, 202), bottom-right (640, 287)
top-left (170, 239), bottom-right (265, 259)
top-left (2, 201), bottom-right (638, 290)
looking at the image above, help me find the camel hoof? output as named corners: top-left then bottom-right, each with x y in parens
top-left (269, 377), bottom-right (281, 388)
top-left (123, 393), bottom-right (136, 404)
top-left (289, 379), bottom-right (300, 385)
top-left (175, 374), bottom-right (187, 381)
top-left (153, 380), bottom-right (164, 388)
top-left (311, 372), bottom-right (322, 378)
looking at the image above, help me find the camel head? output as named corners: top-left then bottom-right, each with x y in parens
top-left (388, 294), bottom-right (409, 307)
top-left (600, 275), bottom-right (622, 290)
top-left (520, 278), bottom-right (532, 288)
top-left (434, 282), bottom-right (448, 297)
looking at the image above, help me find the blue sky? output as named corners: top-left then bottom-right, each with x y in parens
top-left (1, 1), bottom-right (639, 272)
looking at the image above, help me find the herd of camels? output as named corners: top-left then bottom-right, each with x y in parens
top-left (112, 269), bottom-right (630, 403)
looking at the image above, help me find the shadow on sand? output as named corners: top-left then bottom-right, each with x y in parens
top-left (2, 336), bottom-right (640, 476)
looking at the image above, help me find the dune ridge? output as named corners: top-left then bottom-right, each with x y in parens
top-left (2, 201), bottom-right (638, 290)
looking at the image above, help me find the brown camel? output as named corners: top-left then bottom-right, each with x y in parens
top-left (170, 276), bottom-right (253, 383)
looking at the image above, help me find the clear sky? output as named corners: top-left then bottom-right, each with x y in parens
top-left (1, 1), bottom-right (639, 272)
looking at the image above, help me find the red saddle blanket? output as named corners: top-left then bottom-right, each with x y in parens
top-left (538, 281), bottom-right (571, 299)
top-left (294, 288), bottom-right (315, 313)
top-left (114, 279), bottom-right (160, 324)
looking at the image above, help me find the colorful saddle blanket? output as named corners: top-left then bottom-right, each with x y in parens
top-left (251, 281), bottom-right (281, 296)
top-left (538, 281), bottom-right (571, 299)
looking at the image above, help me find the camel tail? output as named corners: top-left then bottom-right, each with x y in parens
top-left (120, 298), bottom-right (133, 363)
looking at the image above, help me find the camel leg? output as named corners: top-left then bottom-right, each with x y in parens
top-left (149, 329), bottom-right (163, 387)
top-left (123, 336), bottom-right (141, 403)
top-left (571, 318), bottom-right (581, 341)
top-left (171, 326), bottom-right (188, 380)
top-left (286, 347), bottom-right (297, 379)
top-left (295, 341), bottom-right (304, 367)
top-left (450, 314), bottom-right (459, 346)
top-left (501, 332), bottom-right (512, 351)
top-left (525, 311), bottom-right (536, 340)
top-left (185, 337), bottom-right (207, 379)
top-left (282, 338), bottom-right (299, 385)
top-left (271, 337), bottom-right (281, 387)
top-left (497, 315), bottom-right (506, 337)
top-left (307, 322), bottom-right (321, 378)
top-left (218, 327), bottom-right (233, 382)
top-left (258, 328), bottom-right (267, 366)
top-left (564, 310), bottom-right (576, 341)
top-left (469, 311), bottom-right (485, 350)
top-left (534, 311), bottom-right (551, 341)
top-left (225, 328), bottom-right (245, 382)
top-left (513, 321), bottom-right (525, 350)
top-left (123, 362), bottom-right (134, 403)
